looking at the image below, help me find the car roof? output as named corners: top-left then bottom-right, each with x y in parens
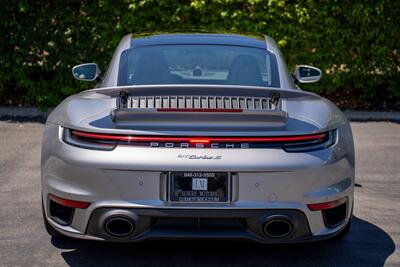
top-left (130, 32), bottom-right (267, 49)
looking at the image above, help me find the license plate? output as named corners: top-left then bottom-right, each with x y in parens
top-left (169, 172), bottom-right (229, 203)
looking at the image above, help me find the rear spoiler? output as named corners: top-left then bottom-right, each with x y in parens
top-left (84, 85), bottom-right (319, 130)
top-left (85, 84), bottom-right (320, 100)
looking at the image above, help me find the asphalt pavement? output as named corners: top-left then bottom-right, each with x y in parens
top-left (0, 121), bottom-right (399, 266)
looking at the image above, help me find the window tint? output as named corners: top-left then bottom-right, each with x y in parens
top-left (118, 45), bottom-right (280, 87)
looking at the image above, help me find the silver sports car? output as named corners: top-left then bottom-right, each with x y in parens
top-left (41, 32), bottom-right (355, 243)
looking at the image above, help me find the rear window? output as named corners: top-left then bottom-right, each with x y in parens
top-left (118, 45), bottom-right (280, 87)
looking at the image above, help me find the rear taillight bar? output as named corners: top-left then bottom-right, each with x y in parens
top-left (63, 127), bottom-right (335, 151)
top-left (70, 130), bottom-right (327, 144)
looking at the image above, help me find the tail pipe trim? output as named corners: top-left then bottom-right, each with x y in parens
top-left (263, 217), bottom-right (293, 239)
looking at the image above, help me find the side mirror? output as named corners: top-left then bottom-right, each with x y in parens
top-left (293, 65), bottom-right (322, 84)
top-left (72, 63), bottom-right (101, 81)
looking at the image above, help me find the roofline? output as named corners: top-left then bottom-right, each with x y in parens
top-left (130, 30), bottom-right (267, 41)
top-left (128, 31), bottom-right (283, 52)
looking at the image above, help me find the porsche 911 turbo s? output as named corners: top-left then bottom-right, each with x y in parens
top-left (41, 32), bottom-right (354, 243)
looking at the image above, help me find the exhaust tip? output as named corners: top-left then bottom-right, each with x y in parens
top-left (263, 218), bottom-right (293, 238)
top-left (104, 216), bottom-right (135, 237)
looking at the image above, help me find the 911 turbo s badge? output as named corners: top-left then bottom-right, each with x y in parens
top-left (177, 154), bottom-right (222, 160)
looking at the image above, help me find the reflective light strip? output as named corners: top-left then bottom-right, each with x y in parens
top-left (156, 108), bottom-right (243, 112)
top-left (48, 194), bottom-right (90, 209)
top-left (307, 197), bottom-right (347, 211)
top-left (71, 130), bottom-right (327, 143)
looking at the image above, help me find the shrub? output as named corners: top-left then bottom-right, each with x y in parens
top-left (1, 0), bottom-right (399, 110)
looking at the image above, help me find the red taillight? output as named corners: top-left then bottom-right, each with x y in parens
top-left (307, 197), bottom-right (347, 211)
top-left (70, 130), bottom-right (326, 144)
top-left (202, 134), bottom-right (327, 143)
top-left (48, 194), bottom-right (90, 209)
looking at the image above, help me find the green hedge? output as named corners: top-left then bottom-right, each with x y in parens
top-left (1, 0), bottom-right (399, 110)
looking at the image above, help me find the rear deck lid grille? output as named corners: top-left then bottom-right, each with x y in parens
top-left (125, 95), bottom-right (279, 111)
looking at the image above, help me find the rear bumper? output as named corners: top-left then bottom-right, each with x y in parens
top-left (44, 206), bottom-right (351, 243)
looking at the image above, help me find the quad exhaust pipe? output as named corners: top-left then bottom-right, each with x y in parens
top-left (104, 216), bottom-right (136, 237)
top-left (263, 217), bottom-right (293, 238)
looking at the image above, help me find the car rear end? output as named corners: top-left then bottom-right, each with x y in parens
top-left (41, 85), bottom-right (354, 243)
top-left (41, 33), bottom-right (354, 243)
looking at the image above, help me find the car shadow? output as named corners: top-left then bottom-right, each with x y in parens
top-left (52, 216), bottom-right (395, 267)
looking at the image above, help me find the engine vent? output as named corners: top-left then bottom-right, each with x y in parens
top-left (123, 95), bottom-right (280, 111)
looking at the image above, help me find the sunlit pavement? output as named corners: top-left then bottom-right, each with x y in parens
top-left (0, 121), bottom-right (398, 266)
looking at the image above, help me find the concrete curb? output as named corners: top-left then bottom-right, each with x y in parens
top-left (342, 110), bottom-right (400, 122)
top-left (0, 106), bottom-right (399, 123)
top-left (0, 106), bottom-right (52, 122)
